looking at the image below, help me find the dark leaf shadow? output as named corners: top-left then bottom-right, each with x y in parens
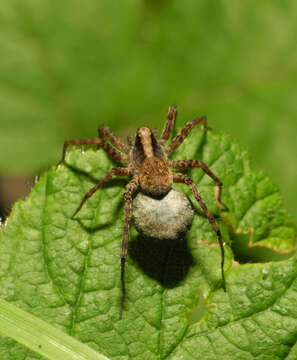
top-left (129, 235), bottom-right (195, 288)
top-left (231, 231), bottom-right (295, 264)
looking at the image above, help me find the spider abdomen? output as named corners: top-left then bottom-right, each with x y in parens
top-left (139, 157), bottom-right (172, 197)
top-left (133, 189), bottom-right (194, 240)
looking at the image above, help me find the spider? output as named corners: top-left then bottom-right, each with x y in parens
top-left (59, 105), bottom-right (226, 318)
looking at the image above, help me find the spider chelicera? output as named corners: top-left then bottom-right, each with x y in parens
top-left (59, 105), bottom-right (226, 318)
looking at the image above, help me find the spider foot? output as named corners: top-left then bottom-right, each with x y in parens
top-left (217, 199), bottom-right (229, 211)
top-left (202, 121), bottom-right (212, 131)
top-left (71, 207), bottom-right (81, 219)
top-left (195, 116), bottom-right (212, 131)
top-left (214, 186), bottom-right (229, 211)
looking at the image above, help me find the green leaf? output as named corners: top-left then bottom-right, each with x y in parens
top-left (0, 125), bottom-right (296, 359)
top-left (0, 298), bottom-right (110, 360)
top-left (171, 125), bottom-right (296, 257)
top-left (173, 256), bottom-right (297, 360)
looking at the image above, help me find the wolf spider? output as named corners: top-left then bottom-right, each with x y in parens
top-left (59, 105), bottom-right (226, 318)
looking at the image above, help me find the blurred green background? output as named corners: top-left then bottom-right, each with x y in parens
top-left (0, 0), bottom-right (297, 221)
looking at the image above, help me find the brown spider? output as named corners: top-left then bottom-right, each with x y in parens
top-left (59, 105), bottom-right (226, 318)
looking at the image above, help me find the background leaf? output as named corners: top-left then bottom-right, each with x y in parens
top-left (0, 124), bottom-right (296, 359)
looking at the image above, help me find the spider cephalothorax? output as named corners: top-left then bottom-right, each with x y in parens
top-left (59, 105), bottom-right (226, 318)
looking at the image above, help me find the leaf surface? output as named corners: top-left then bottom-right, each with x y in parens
top-left (0, 126), bottom-right (296, 359)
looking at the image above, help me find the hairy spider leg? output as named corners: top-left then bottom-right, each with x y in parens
top-left (72, 167), bottom-right (129, 218)
top-left (173, 172), bottom-right (226, 291)
top-left (127, 135), bottom-right (133, 147)
top-left (59, 138), bottom-right (129, 165)
top-left (165, 116), bottom-right (208, 155)
top-left (152, 128), bottom-right (159, 139)
top-left (159, 104), bottom-right (177, 145)
top-left (98, 125), bottom-right (130, 154)
top-left (120, 175), bottom-right (139, 319)
top-left (169, 160), bottom-right (228, 210)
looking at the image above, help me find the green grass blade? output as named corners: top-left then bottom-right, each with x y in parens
top-left (0, 298), bottom-right (110, 360)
